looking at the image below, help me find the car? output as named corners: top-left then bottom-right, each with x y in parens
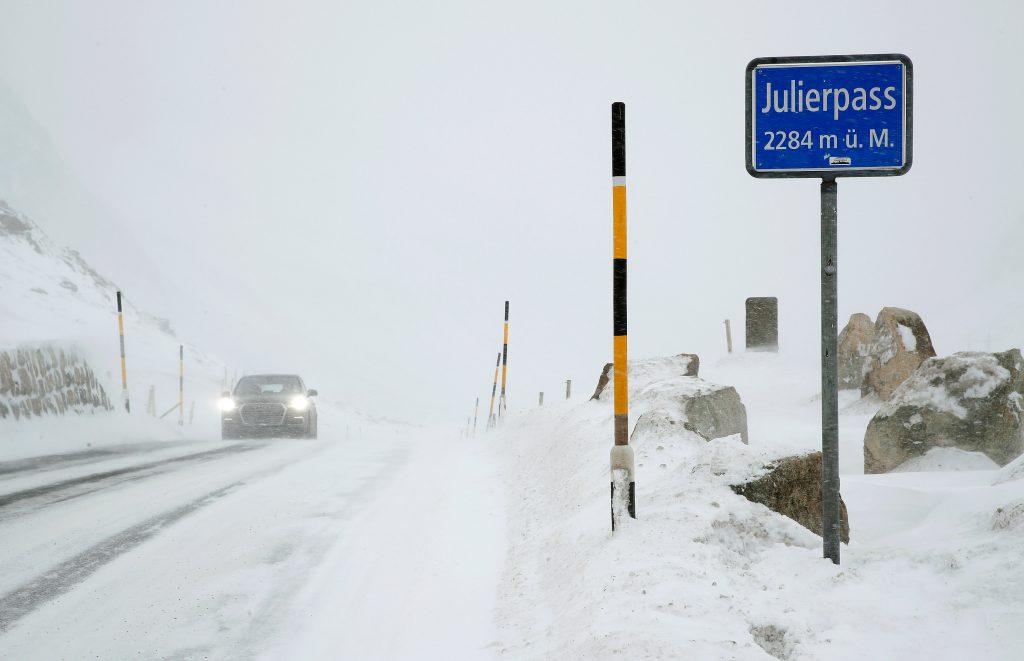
top-left (219, 374), bottom-right (318, 440)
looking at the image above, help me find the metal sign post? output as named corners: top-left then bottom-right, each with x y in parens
top-left (746, 54), bottom-right (913, 564)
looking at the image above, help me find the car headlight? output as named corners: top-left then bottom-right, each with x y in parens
top-left (219, 397), bottom-right (236, 411)
top-left (289, 396), bottom-right (309, 411)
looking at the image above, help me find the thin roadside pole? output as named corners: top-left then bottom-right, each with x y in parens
top-left (498, 301), bottom-right (510, 419)
top-left (610, 101), bottom-right (635, 530)
top-left (178, 345), bottom-right (184, 427)
top-left (487, 351), bottom-right (500, 429)
top-left (538, 392), bottom-right (543, 407)
top-left (821, 178), bottom-right (841, 564)
top-left (724, 319), bottom-right (733, 353)
top-left (566, 379), bottom-right (572, 400)
top-left (473, 397), bottom-right (479, 436)
top-left (115, 291), bottom-right (130, 413)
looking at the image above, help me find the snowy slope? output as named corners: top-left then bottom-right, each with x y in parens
top-left (0, 200), bottom-right (225, 458)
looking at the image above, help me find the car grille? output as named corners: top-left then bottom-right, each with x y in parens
top-left (239, 403), bottom-right (286, 426)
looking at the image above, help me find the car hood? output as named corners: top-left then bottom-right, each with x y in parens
top-left (233, 394), bottom-right (297, 405)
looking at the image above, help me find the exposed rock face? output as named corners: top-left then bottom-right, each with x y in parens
top-left (731, 452), bottom-right (850, 543)
top-left (590, 353), bottom-right (698, 401)
top-left (594, 354), bottom-right (747, 443)
top-left (864, 350), bottom-right (1024, 473)
top-left (862, 307), bottom-right (936, 400)
top-left (837, 313), bottom-right (875, 390)
top-left (0, 345), bottom-right (111, 420)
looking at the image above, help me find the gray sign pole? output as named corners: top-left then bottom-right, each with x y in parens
top-left (820, 178), bottom-right (840, 564)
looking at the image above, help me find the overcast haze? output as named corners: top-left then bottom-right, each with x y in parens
top-left (0, 0), bottom-right (1021, 422)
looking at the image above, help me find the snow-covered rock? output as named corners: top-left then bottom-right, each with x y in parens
top-left (590, 352), bottom-right (698, 401)
top-left (592, 354), bottom-right (747, 443)
top-left (731, 452), bottom-right (850, 543)
top-left (862, 307), bottom-right (937, 400)
top-left (864, 349), bottom-right (1024, 473)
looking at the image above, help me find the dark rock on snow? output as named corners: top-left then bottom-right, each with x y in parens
top-left (732, 452), bottom-right (850, 543)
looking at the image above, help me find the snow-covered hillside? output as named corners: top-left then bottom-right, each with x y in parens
top-left (0, 200), bottom-right (226, 458)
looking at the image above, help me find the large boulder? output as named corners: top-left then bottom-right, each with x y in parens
top-left (731, 452), bottom-right (850, 543)
top-left (862, 307), bottom-right (936, 400)
top-left (837, 313), bottom-right (875, 390)
top-left (592, 354), bottom-right (747, 443)
top-left (863, 349), bottom-right (1024, 473)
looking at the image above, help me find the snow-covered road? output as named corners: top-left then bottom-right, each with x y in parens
top-left (0, 427), bottom-right (504, 659)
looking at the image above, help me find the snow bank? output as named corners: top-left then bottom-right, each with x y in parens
top-left (487, 352), bottom-right (1024, 659)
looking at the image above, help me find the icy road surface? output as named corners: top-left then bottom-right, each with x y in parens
top-left (0, 429), bottom-right (503, 659)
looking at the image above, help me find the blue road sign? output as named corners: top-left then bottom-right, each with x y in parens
top-left (746, 55), bottom-right (912, 178)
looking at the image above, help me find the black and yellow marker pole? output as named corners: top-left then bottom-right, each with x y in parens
top-left (115, 291), bottom-right (130, 413)
top-left (610, 101), bottom-right (635, 531)
top-left (498, 301), bottom-right (510, 419)
top-left (487, 351), bottom-right (500, 429)
top-left (178, 345), bottom-right (184, 426)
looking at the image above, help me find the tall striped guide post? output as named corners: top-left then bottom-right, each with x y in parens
top-left (610, 101), bottom-right (635, 531)
top-left (487, 351), bottom-right (500, 429)
top-left (115, 291), bottom-right (130, 413)
top-left (473, 397), bottom-right (479, 436)
top-left (178, 345), bottom-right (184, 426)
top-left (498, 301), bottom-right (510, 419)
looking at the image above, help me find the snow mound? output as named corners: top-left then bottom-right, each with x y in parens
top-left (994, 454), bottom-right (1024, 485)
top-left (594, 353), bottom-right (707, 405)
top-left (894, 447), bottom-right (1000, 472)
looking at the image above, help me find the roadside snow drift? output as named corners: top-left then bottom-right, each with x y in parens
top-left (487, 351), bottom-right (1024, 659)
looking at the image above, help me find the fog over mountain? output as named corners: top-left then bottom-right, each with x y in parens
top-left (0, 0), bottom-right (1022, 421)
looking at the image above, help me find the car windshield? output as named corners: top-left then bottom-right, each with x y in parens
top-left (234, 375), bottom-right (302, 396)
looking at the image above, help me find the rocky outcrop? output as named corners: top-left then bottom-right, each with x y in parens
top-left (594, 354), bottom-right (747, 443)
top-left (862, 307), bottom-right (936, 400)
top-left (0, 345), bottom-right (111, 420)
top-left (864, 350), bottom-right (1024, 473)
top-left (731, 452), bottom-right (850, 543)
top-left (837, 313), bottom-right (875, 389)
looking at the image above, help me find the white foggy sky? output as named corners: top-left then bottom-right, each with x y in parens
top-left (0, 0), bottom-right (1022, 422)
